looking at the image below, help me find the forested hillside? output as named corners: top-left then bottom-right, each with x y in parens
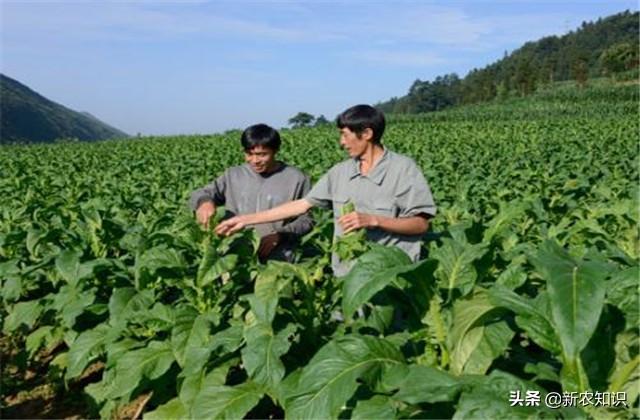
top-left (377, 10), bottom-right (639, 114)
top-left (0, 74), bottom-right (127, 144)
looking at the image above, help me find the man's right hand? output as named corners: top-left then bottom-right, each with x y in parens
top-left (196, 202), bottom-right (216, 228)
top-left (215, 216), bottom-right (247, 236)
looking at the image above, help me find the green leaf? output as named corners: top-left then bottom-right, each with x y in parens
top-left (531, 241), bottom-right (609, 360)
top-left (448, 291), bottom-right (506, 375)
top-left (482, 202), bottom-right (528, 243)
top-left (488, 286), bottom-right (560, 354)
top-left (143, 398), bottom-right (187, 420)
top-left (55, 250), bottom-right (94, 287)
top-left (608, 331), bottom-right (640, 406)
top-left (453, 370), bottom-right (574, 420)
top-left (25, 326), bottom-right (54, 357)
top-left (179, 359), bottom-right (238, 407)
top-left (66, 324), bottom-right (118, 380)
top-left (606, 266), bottom-right (639, 330)
top-left (0, 259), bottom-right (22, 302)
top-left (341, 245), bottom-right (413, 319)
top-left (3, 299), bottom-right (42, 333)
top-left (392, 365), bottom-right (463, 404)
top-left (351, 395), bottom-right (396, 420)
top-left (463, 320), bottom-right (514, 375)
top-left (524, 362), bottom-right (560, 383)
top-left (190, 381), bottom-right (263, 419)
top-left (432, 237), bottom-right (487, 300)
top-left (108, 288), bottom-right (154, 327)
top-left (211, 323), bottom-right (244, 354)
top-left (136, 245), bottom-right (185, 288)
top-left (52, 286), bottom-right (96, 328)
top-left (495, 263), bottom-right (527, 290)
top-left (250, 261), bottom-right (295, 324)
top-left (171, 310), bottom-right (224, 376)
top-left (285, 335), bottom-right (404, 419)
top-left (241, 322), bottom-right (296, 391)
top-left (107, 340), bottom-right (175, 399)
top-left (199, 254), bottom-right (239, 288)
top-left (531, 241), bottom-right (610, 391)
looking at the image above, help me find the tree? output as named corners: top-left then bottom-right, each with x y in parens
top-left (288, 112), bottom-right (315, 128)
top-left (314, 115), bottom-right (330, 126)
top-left (600, 42), bottom-right (639, 77)
top-left (571, 57), bottom-right (589, 88)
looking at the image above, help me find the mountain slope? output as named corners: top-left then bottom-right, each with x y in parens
top-left (0, 74), bottom-right (128, 144)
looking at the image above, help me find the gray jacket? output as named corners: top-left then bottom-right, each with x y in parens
top-left (190, 162), bottom-right (313, 257)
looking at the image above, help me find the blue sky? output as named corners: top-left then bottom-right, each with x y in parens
top-left (1, 0), bottom-right (636, 135)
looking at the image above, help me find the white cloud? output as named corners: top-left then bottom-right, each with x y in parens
top-left (349, 50), bottom-right (448, 67)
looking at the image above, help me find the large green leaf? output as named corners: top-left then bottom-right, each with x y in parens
top-left (341, 245), bottom-right (413, 319)
top-left (453, 370), bottom-right (581, 419)
top-left (448, 290), bottom-right (507, 375)
top-left (143, 397), bottom-right (187, 420)
top-left (241, 322), bottom-right (296, 391)
top-left (531, 240), bottom-right (610, 391)
top-left (66, 324), bottom-right (119, 380)
top-left (179, 359), bottom-right (238, 407)
top-left (461, 320), bottom-right (514, 375)
top-left (135, 245), bottom-right (185, 289)
top-left (285, 335), bottom-right (404, 419)
top-left (431, 237), bottom-right (487, 300)
top-left (351, 395), bottom-right (396, 420)
top-left (108, 288), bottom-right (155, 327)
top-left (173, 312), bottom-right (215, 375)
top-left (51, 285), bottom-right (96, 328)
top-left (250, 261), bottom-right (295, 324)
top-left (3, 299), bottom-right (43, 333)
top-left (391, 364), bottom-right (464, 404)
top-left (531, 241), bottom-right (609, 360)
top-left (190, 381), bottom-right (263, 419)
top-left (55, 250), bottom-right (95, 287)
top-left (488, 286), bottom-right (560, 354)
top-left (107, 340), bottom-right (175, 399)
top-left (482, 201), bottom-right (528, 243)
top-left (199, 254), bottom-right (239, 288)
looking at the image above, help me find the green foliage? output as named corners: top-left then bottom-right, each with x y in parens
top-left (600, 42), bottom-right (640, 77)
top-left (288, 111), bottom-right (315, 128)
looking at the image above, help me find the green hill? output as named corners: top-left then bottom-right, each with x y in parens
top-left (378, 10), bottom-right (639, 114)
top-left (0, 74), bottom-right (128, 144)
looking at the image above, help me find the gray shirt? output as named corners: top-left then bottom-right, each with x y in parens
top-left (190, 162), bottom-right (313, 256)
top-left (305, 148), bottom-right (436, 276)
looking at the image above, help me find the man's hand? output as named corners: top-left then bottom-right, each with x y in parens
top-left (196, 202), bottom-right (216, 228)
top-left (338, 212), bottom-right (379, 234)
top-left (215, 215), bottom-right (247, 236)
top-left (258, 232), bottom-right (281, 263)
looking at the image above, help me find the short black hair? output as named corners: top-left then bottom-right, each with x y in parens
top-left (336, 104), bottom-right (386, 144)
top-left (240, 124), bottom-right (281, 151)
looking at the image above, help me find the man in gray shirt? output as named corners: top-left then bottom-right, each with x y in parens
top-left (190, 124), bottom-right (313, 262)
top-left (215, 106), bottom-right (436, 275)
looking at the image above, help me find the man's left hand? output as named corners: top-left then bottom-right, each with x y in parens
top-left (258, 232), bottom-right (282, 263)
top-left (338, 212), bottom-right (379, 234)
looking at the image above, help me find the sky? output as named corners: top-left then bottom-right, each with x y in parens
top-left (1, 0), bottom-right (637, 136)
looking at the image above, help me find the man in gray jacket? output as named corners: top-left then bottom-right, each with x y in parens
top-left (189, 124), bottom-right (313, 262)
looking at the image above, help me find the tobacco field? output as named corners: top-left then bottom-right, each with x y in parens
top-left (1, 82), bottom-right (638, 418)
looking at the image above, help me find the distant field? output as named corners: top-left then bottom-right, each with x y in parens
top-left (1, 81), bottom-right (638, 418)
